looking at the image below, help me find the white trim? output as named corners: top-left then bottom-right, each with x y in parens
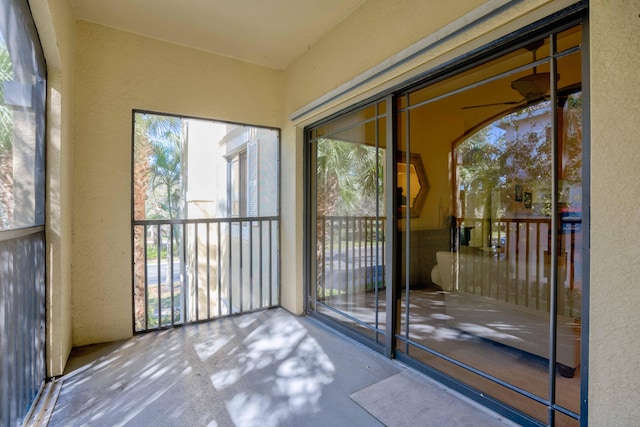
top-left (0, 225), bottom-right (45, 242)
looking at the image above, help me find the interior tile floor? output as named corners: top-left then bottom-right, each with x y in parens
top-left (34, 308), bottom-right (517, 427)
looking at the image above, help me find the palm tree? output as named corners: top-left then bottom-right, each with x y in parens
top-left (316, 138), bottom-right (382, 217)
top-left (315, 138), bottom-right (383, 295)
top-left (133, 113), bottom-right (184, 329)
top-left (132, 114), bottom-right (152, 329)
top-left (148, 132), bottom-right (184, 219)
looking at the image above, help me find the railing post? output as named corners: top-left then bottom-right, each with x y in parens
top-left (194, 223), bottom-right (199, 321)
top-left (143, 225), bottom-right (149, 330)
top-left (170, 224), bottom-right (175, 325)
top-left (259, 220), bottom-right (263, 308)
top-left (206, 222), bottom-right (211, 319)
top-left (157, 224), bottom-right (162, 328)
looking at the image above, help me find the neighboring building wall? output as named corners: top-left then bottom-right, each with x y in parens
top-left (281, 0), bottom-right (640, 423)
top-left (72, 20), bottom-right (281, 346)
top-left (30, 0), bottom-right (76, 377)
top-left (185, 119), bottom-right (227, 219)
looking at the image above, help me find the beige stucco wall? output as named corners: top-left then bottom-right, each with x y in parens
top-left (589, 1), bottom-right (640, 424)
top-left (283, 0), bottom-right (483, 119)
top-left (72, 21), bottom-right (281, 346)
top-left (30, 0), bottom-right (75, 377)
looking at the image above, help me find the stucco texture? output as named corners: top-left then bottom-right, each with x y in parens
top-left (72, 21), bottom-right (281, 346)
top-left (30, 0), bottom-right (76, 377)
top-left (283, 0), bottom-right (485, 122)
top-left (589, 0), bottom-right (640, 424)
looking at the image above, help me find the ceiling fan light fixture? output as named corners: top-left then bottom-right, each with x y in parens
top-left (510, 72), bottom-right (558, 101)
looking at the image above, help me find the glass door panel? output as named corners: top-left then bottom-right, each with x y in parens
top-left (310, 101), bottom-right (387, 344)
top-left (554, 48), bottom-right (583, 417)
top-left (396, 25), bottom-right (582, 424)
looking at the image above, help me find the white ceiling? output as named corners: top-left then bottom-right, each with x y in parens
top-left (71, 0), bottom-right (366, 70)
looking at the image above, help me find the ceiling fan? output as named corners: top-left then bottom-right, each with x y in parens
top-left (462, 40), bottom-right (557, 110)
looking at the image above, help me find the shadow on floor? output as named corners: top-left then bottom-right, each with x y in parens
top-left (45, 308), bottom-right (514, 427)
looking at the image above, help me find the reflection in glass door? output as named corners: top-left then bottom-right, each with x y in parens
top-left (308, 101), bottom-right (388, 346)
top-left (395, 24), bottom-right (583, 426)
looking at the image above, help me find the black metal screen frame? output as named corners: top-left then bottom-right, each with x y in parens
top-left (0, 0), bottom-right (48, 423)
top-left (130, 110), bottom-right (282, 333)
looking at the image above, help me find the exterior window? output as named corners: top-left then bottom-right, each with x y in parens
top-left (228, 137), bottom-right (266, 218)
top-left (229, 151), bottom-right (247, 217)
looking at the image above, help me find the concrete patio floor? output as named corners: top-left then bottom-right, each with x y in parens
top-left (34, 308), bottom-right (517, 426)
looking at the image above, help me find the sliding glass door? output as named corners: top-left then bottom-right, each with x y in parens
top-left (308, 101), bottom-right (388, 346)
top-left (306, 14), bottom-right (586, 427)
top-left (395, 23), bottom-right (583, 426)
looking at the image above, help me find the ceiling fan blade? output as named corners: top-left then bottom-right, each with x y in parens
top-left (462, 100), bottom-right (524, 109)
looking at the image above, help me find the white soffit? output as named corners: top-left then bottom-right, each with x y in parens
top-left (71, 0), bottom-right (366, 70)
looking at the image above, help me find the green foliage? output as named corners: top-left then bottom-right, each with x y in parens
top-left (316, 138), bottom-right (383, 216)
top-left (315, 286), bottom-right (346, 299)
top-left (135, 113), bottom-right (185, 219)
top-left (146, 245), bottom-right (168, 260)
top-left (458, 126), bottom-right (505, 195)
top-left (146, 292), bottom-right (181, 328)
top-left (458, 95), bottom-right (582, 220)
top-left (562, 93), bottom-right (583, 185)
top-left (0, 42), bottom-right (13, 152)
top-left (0, 41), bottom-right (13, 228)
